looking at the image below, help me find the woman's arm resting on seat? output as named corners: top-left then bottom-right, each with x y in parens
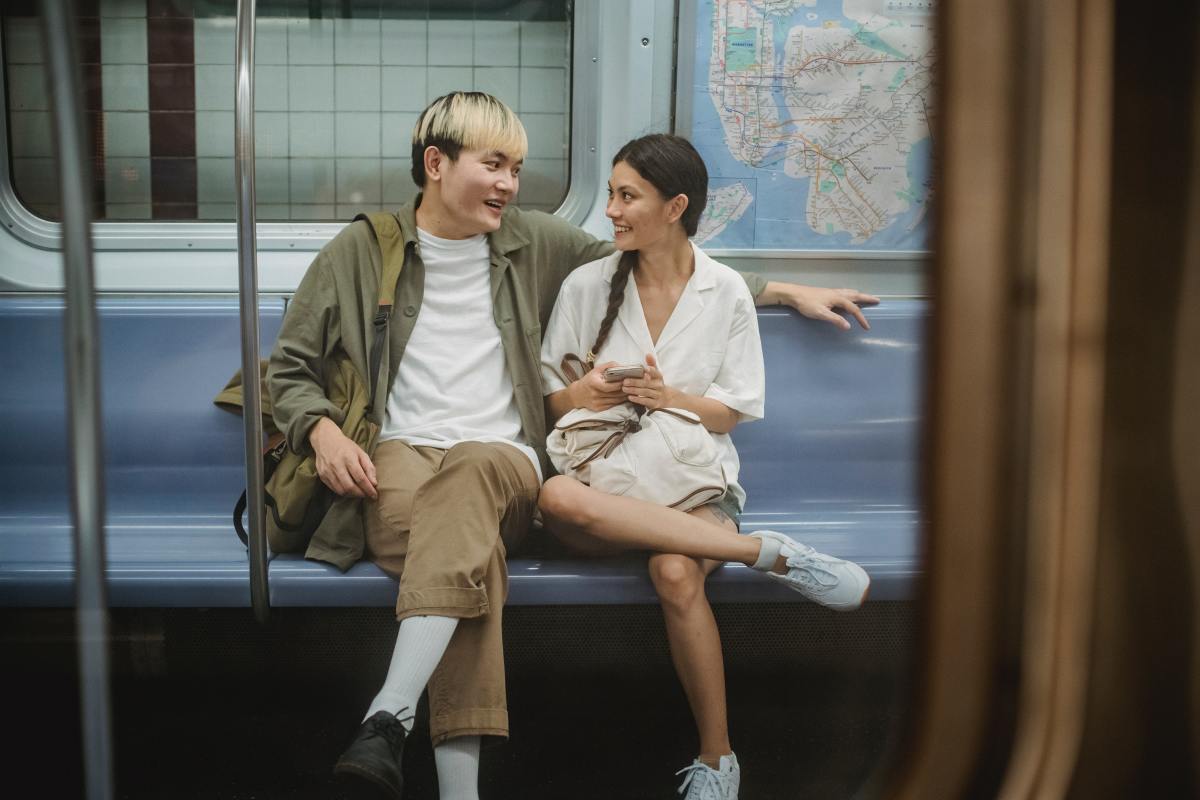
top-left (755, 282), bottom-right (880, 331)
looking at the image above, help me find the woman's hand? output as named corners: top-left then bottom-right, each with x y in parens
top-left (308, 416), bottom-right (378, 499)
top-left (760, 281), bottom-right (880, 330)
top-left (568, 361), bottom-right (628, 411)
top-left (621, 354), bottom-right (677, 411)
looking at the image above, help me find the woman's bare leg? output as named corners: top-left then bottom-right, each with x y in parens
top-left (651, 505), bottom-right (735, 762)
top-left (539, 476), bottom-right (761, 565)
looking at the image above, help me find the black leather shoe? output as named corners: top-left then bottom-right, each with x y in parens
top-left (333, 710), bottom-right (411, 799)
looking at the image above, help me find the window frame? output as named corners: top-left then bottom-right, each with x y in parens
top-left (0, 1), bottom-right (600, 256)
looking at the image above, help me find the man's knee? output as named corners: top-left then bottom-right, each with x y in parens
top-left (539, 475), bottom-right (595, 527)
top-left (649, 554), bottom-right (705, 612)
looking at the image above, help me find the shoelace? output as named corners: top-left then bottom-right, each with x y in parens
top-left (784, 546), bottom-right (841, 590)
top-left (369, 707), bottom-right (415, 759)
top-left (675, 761), bottom-right (727, 800)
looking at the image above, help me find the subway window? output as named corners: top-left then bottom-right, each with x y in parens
top-left (2, 0), bottom-right (572, 223)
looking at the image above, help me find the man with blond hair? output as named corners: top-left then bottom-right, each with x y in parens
top-left (268, 91), bottom-right (876, 799)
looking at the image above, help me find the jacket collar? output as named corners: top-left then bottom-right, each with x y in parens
top-left (394, 195), bottom-right (530, 257)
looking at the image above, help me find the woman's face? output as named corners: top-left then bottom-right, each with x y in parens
top-left (605, 160), bottom-right (680, 251)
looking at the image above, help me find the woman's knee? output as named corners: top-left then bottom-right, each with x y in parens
top-left (649, 554), bottom-right (705, 611)
top-left (538, 475), bottom-right (594, 527)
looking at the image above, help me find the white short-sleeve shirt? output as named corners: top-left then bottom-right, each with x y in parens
top-left (540, 244), bottom-right (765, 510)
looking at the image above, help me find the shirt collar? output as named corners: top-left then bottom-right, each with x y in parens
top-left (600, 242), bottom-right (717, 290)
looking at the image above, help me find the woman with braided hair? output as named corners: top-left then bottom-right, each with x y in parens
top-left (538, 134), bottom-right (871, 799)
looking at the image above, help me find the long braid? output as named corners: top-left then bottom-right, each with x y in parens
top-left (588, 250), bottom-right (637, 365)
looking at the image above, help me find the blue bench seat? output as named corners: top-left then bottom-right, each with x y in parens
top-left (0, 298), bottom-right (924, 608)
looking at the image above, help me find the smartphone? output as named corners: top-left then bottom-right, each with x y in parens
top-left (603, 364), bottom-right (645, 381)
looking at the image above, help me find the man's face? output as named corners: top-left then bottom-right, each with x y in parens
top-left (428, 147), bottom-right (523, 237)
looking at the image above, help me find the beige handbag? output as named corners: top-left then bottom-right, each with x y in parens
top-left (547, 402), bottom-right (727, 512)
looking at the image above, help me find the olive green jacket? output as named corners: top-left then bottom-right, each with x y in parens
top-left (267, 199), bottom-right (767, 570)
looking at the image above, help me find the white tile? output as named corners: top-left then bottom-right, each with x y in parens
top-left (382, 159), bottom-right (417, 205)
top-left (102, 64), bottom-right (149, 111)
top-left (288, 66), bottom-right (335, 111)
top-left (256, 18), bottom-right (289, 65)
top-left (428, 21), bottom-right (473, 66)
top-left (382, 67), bottom-right (427, 111)
top-left (194, 64), bottom-right (235, 111)
top-left (9, 112), bottom-right (54, 158)
top-left (198, 203), bottom-right (236, 220)
top-left (196, 158), bottom-right (234, 203)
top-left (194, 17), bottom-right (236, 65)
top-left (7, 65), bottom-right (50, 111)
top-left (255, 112), bottom-right (290, 158)
top-left (255, 158), bottom-right (290, 204)
top-left (13, 159), bottom-right (58, 205)
top-left (339, 203), bottom-right (378, 219)
top-left (195, 111), bottom-right (234, 157)
top-left (382, 112), bottom-right (420, 158)
top-left (335, 18), bottom-right (381, 65)
top-left (255, 66), bottom-right (289, 112)
top-left (519, 68), bottom-right (567, 114)
top-left (427, 66), bottom-right (474, 101)
top-left (102, 112), bottom-right (150, 158)
top-left (289, 159), bottom-right (336, 204)
top-left (4, 18), bottom-right (45, 64)
top-left (473, 67), bottom-right (519, 110)
top-left (336, 113), bottom-right (381, 157)
top-left (100, 0), bottom-right (145, 17)
top-left (101, 18), bottom-right (147, 64)
top-left (105, 203), bottom-right (152, 219)
top-left (522, 113), bottom-right (566, 159)
top-left (381, 19), bottom-right (427, 66)
top-left (335, 66), bottom-right (381, 112)
top-left (288, 18), bottom-right (335, 65)
top-left (474, 21), bottom-right (520, 66)
top-left (289, 113), bottom-right (335, 157)
top-left (519, 157), bottom-right (568, 207)
top-left (336, 158), bottom-right (381, 204)
top-left (257, 204), bottom-right (291, 220)
top-left (520, 22), bottom-right (569, 68)
top-left (289, 204), bottom-right (337, 220)
top-left (104, 157), bottom-right (152, 203)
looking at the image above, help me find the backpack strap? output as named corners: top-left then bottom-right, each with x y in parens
top-left (354, 211), bottom-right (407, 412)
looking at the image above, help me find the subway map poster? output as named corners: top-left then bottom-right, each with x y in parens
top-left (690, 0), bottom-right (936, 251)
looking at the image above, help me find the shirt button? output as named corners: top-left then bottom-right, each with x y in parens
top-left (403, 305), bottom-right (416, 317)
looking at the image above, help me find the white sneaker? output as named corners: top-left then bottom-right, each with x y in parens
top-left (676, 753), bottom-right (740, 800)
top-left (749, 530), bottom-right (871, 611)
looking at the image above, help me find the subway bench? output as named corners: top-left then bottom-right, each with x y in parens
top-left (0, 296), bottom-right (924, 609)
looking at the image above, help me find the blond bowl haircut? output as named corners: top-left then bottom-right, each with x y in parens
top-left (409, 91), bottom-right (529, 188)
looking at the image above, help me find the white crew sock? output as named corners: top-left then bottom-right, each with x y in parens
top-left (434, 735), bottom-right (482, 800)
top-left (363, 615), bottom-right (459, 727)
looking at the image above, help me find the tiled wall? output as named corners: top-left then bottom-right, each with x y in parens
top-left (4, 0), bottom-right (572, 222)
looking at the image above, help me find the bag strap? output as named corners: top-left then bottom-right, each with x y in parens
top-left (560, 353), bottom-right (592, 384)
top-left (354, 211), bottom-right (407, 412)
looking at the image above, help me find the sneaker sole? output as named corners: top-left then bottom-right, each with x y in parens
top-left (334, 761), bottom-right (402, 800)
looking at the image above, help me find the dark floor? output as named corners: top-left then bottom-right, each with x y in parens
top-left (4, 604), bottom-right (914, 799)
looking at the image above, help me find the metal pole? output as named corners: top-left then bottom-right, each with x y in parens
top-left (38, 1), bottom-right (113, 798)
top-left (235, 0), bottom-right (269, 622)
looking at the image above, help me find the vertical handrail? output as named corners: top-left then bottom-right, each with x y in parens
top-left (234, 0), bottom-right (269, 622)
top-left (38, 1), bottom-right (114, 798)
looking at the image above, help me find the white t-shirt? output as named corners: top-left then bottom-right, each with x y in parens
top-left (378, 228), bottom-right (541, 481)
top-left (539, 244), bottom-right (765, 510)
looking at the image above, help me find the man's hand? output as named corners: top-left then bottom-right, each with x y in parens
top-left (760, 282), bottom-right (880, 331)
top-left (308, 416), bottom-right (378, 499)
top-left (568, 361), bottom-right (629, 411)
top-left (621, 354), bottom-right (677, 411)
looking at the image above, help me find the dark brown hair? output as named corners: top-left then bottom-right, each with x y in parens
top-left (587, 135), bottom-right (708, 362)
